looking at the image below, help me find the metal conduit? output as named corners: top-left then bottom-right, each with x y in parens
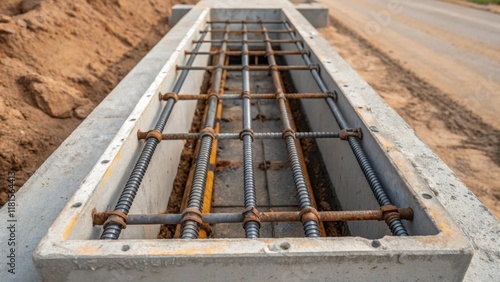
top-left (283, 21), bottom-right (409, 236)
top-left (99, 26), bottom-right (210, 240)
top-left (261, 21), bottom-right (321, 238)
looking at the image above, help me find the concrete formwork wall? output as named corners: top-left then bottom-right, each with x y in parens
top-left (280, 11), bottom-right (438, 238)
top-left (63, 10), bottom-right (212, 240)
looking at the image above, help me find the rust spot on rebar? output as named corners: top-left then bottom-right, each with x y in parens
top-left (93, 208), bottom-right (128, 229)
top-left (239, 128), bottom-right (255, 141)
top-left (282, 127), bottom-right (296, 139)
top-left (180, 207), bottom-right (203, 225)
top-left (398, 208), bottom-right (414, 221)
top-left (339, 128), bottom-right (363, 140)
top-left (160, 92), bottom-right (179, 102)
top-left (299, 207), bottom-right (321, 224)
top-left (242, 207), bottom-right (261, 228)
top-left (381, 205), bottom-right (402, 225)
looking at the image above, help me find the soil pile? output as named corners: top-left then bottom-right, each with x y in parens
top-left (0, 0), bottom-right (196, 205)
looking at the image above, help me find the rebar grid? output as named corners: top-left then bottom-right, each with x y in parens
top-left (100, 20), bottom-right (411, 240)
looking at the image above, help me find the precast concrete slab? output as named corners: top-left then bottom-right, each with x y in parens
top-left (0, 0), bottom-right (492, 281)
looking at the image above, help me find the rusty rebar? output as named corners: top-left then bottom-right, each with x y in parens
top-left (176, 65), bottom-right (313, 71)
top-left (185, 50), bottom-right (304, 56)
top-left (193, 39), bottom-right (301, 44)
top-left (137, 131), bottom-right (341, 141)
top-left (261, 21), bottom-right (321, 238)
top-left (94, 208), bottom-right (414, 226)
top-left (167, 93), bottom-right (332, 101)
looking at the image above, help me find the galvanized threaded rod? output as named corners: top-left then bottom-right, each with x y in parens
top-left (283, 22), bottom-right (409, 236)
top-left (180, 23), bottom-right (229, 239)
top-left (241, 22), bottom-right (260, 238)
top-left (261, 22), bottom-right (321, 238)
top-left (99, 27), bottom-right (210, 240)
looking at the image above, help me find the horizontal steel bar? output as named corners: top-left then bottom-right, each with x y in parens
top-left (185, 50), bottom-right (305, 56)
top-left (120, 208), bottom-right (414, 225)
top-left (207, 20), bottom-right (287, 24)
top-left (193, 39), bottom-right (301, 44)
top-left (174, 93), bottom-right (332, 100)
top-left (203, 29), bottom-right (295, 34)
top-left (176, 65), bottom-right (314, 71)
top-left (137, 131), bottom-right (341, 141)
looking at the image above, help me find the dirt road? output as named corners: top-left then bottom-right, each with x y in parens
top-left (317, 0), bottom-right (500, 218)
top-left (319, 0), bottom-right (500, 129)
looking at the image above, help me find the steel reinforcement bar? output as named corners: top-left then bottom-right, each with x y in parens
top-left (99, 26), bottom-right (210, 240)
top-left (179, 23), bottom-right (230, 239)
top-left (261, 21), bottom-right (321, 238)
top-left (283, 21), bottom-right (409, 236)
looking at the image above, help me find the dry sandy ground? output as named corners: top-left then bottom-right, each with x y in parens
top-left (0, 0), bottom-right (196, 205)
top-left (319, 17), bottom-right (500, 219)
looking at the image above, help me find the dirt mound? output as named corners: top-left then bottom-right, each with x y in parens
top-left (0, 0), bottom-right (196, 206)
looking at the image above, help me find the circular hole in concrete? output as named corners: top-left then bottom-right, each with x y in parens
top-left (121, 245), bottom-right (130, 252)
top-left (101, 160), bottom-right (110, 164)
top-left (422, 193), bottom-right (433, 199)
top-left (371, 240), bottom-right (381, 248)
top-left (280, 242), bottom-right (291, 250)
top-left (71, 202), bottom-right (82, 208)
top-left (129, 118), bottom-right (136, 122)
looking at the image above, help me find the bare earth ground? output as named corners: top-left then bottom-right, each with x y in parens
top-left (318, 17), bottom-right (500, 219)
top-left (0, 0), bottom-right (196, 205)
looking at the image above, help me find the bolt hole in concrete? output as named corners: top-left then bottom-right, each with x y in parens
top-left (422, 193), bottom-right (433, 200)
top-left (280, 242), bottom-right (291, 250)
top-left (371, 240), bottom-right (381, 248)
top-left (121, 245), bottom-right (130, 252)
top-left (71, 202), bottom-right (82, 208)
top-left (101, 160), bottom-right (110, 164)
top-left (129, 118), bottom-right (136, 122)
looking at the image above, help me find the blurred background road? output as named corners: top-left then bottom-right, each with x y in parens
top-left (317, 0), bottom-right (500, 218)
top-left (319, 0), bottom-right (500, 129)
